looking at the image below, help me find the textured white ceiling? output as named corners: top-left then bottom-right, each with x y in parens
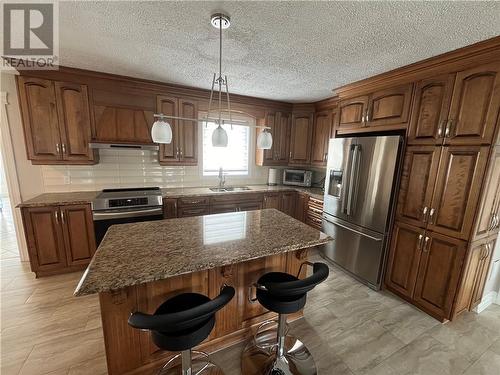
top-left (59, 1), bottom-right (500, 102)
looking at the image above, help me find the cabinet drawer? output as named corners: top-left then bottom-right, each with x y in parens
top-left (210, 193), bottom-right (262, 204)
top-left (178, 196), bottom-right (210, 207)
top-left (178, 206), bottom-right (210, 217)
top-left (308, 197), bottom-right (324, 211)
top-left (306, 214), bottom-right (322, 230)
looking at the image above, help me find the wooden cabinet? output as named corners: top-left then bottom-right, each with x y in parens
top-left (385, 221), bottom-right (467, 321)
top-left (385, 222), bottom-right (426, 299)
top-left (446, 63), bottom-right (500, 145)
top-left (294, 192), bottom-right (309, 222)
top-left (21, 204), bottom-right (96, 277)
top-left (396, 146), bottom-right (441, 228)
top-left (280, 192), bottom-right (297, 216)
top-left (473, 146), bottom-right (500, 240)
top-left (338, 95), bottom-right (369, 130)
top-left (17, 77), bottom-right (96, 164)
top-left (305, 196), bottom-right (323, 230)
top-left (162, 198), bottom-right (178, 219)
top-left (413, 231), bottom-right (466, 320)
top-left (289, 112), bottom-right (313, 165)
top-left (428, 146), bottom-right (489, 240)
top-left (92, 88), bottom-right (154, 144)
top-left (256, 112), bottom-right (291, 166)
top-left (311, 111), bottom-right (334, 166)
top-left (367, 84), bottom-right (413, 127)
top-left (470, 236), bottom-right (495, 309)
top-left (263, 193), bottom-right (280, 209)
top-left (408, 74), bottom-right (455, 145)
top-left (157, 96), bottom-right (198, 165)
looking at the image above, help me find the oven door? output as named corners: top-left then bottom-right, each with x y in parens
top-left (93, 206), bottom-right (164, 246)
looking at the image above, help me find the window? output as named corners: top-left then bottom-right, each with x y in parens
top-left (202, 122), bottom-right (250, 176)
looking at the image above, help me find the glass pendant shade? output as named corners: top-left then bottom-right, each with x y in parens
top-left (257, 129), bottom-right (273, 149)
top-left (151, 119), bottom-right (172, 144)
top-left (212, 125), bottom-right (228, 147)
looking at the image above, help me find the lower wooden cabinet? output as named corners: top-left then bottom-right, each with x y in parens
top-left (21, 204), bottom-right (96, 277)
top-left (385, 221), bottom-right (467, 321)
top-left (280, 192), bottom-right (297, 216)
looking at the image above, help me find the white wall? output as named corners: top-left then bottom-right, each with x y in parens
top-left (1, 72), bottom-right (269, 199)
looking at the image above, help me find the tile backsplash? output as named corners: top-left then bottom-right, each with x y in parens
top-left (41, 149), bottom-right (270, 192)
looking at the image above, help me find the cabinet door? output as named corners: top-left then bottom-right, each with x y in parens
top-left (294, 193), bottom-right (309, 222)
top-left (54, 82), bottom-right (95, 162)
top-left (210, 203), bottom-right (239, 214)
top-left (17, 77), bottom-right (62, 161)
top-left (275, 112), bottom-right (291, 163)
top-left (280, 192), bottom-right (297, 216)
top-left (60, 205), bottom-right (96, 266)
top-left (263, 193), bottom-right (281, 209)
top-left (311, 111), bottom-right (332, 166)
top-left (428, 146), bottom-right (489, 240)
top-left (367, 84), bottom-right (413, 127)
top-left (408, 75), bottom-right (455, 145)
top-left (178, 99), bottom-right (198, 165)
top-left (157, 96), bottom-right (180, 164)
top-left (22, 206), bottom-right (66, 273)
top-left (178, 206), bottom-right (210, 217)
top-left (338, 96), bottom-right (369, 129)
top-left (262, 112), bottom-right (277, 164)
top-left (396, 146), bottom-right (441, 228)
top-left (289, 112), bottom-right (313, 165)
top-left (473, 146), bottom-right (500, 240)
top-left (239, 202), bottom-right (263, 212)
top-left (446, 63), bottom-right (500, 145)
top-left (384, 222), bottom-right (425, 299)
top-left (413, 232), bottom-right (467, 320)
top-left (470, 238), bottom-right (496, 309)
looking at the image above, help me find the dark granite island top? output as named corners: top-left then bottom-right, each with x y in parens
top-left (75, 208), bottom-right (331, 296)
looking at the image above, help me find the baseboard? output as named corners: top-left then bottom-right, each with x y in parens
top-left (474, 291), bottom-right (498, 313)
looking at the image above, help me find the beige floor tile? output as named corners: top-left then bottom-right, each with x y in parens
top-left (463, 350), bottom-right (500, 375)
top-left (67, 354), bottom-right (107, 375)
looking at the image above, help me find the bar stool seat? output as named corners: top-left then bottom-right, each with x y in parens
top-left (129, 286), bottom-right (234, 375)
top-left (256, 272), bottom-right (306, 314)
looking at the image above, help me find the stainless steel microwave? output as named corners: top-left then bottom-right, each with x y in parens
top-left (282, 169), bottom-right (313, 187)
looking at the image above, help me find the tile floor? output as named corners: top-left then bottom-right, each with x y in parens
top-left (1, 197), bottom-right (20, 260)
top-left (1, 251), bottom-right (499, 375)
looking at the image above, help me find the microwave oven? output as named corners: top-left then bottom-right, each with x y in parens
top-left (282, 169), bottom-right (313, 187)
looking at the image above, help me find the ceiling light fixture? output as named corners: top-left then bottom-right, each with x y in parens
top-left (151, 13), bottom-right (272, 149)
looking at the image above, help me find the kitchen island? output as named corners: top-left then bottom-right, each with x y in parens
top-left (75, 208), bottom-right (331, 375)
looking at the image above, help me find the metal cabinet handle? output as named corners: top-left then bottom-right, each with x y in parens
top-left (289, 151), bottom-right (292, 158)
top-left (444, 120), bottom-right (452, 138)
top-left (422, 206), bottom-right (428, 222)
top-left (56, 143), bottom-right (60, 153)
top-left (437, 121), bottom-right (444, 137)
top-left (423, 236), bottom-right (430, 252)
top-left (60, 210), bottom-right (64, 224)
top-left (428, 208), bottom-right (435, 224)
top-left (62, 144), bottom-right (66, 154)
top-left (54, 210), bottom-right (59, 224)
top-left (417, 234), bottom-right (424, 251)
top-left (176, 147), bottom-right (180, 159)
top-left (179, 148), bottom-right (183, 158)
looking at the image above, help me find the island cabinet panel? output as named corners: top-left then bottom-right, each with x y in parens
top-left (396, 146), bottom-right (441, 228)
top-left (289, 112), bottom-right (314, 165)
top-left (310, 111), bottom-right (333, 166)
top-left (445, 63), bottom-right (500, 145)
top-left (21, 204), bottom-right (96, 277)
top-left (337, 95), bottom-right (369, 130)
top-left (413, 232), bottom-right (466, 320)
top-left (428, 146), bottom-right (489, 240)
top-left (92, 89), bottom-right (155, 144)
top-left (366, 84), bottom-right (413, 127)
top-left (384, 222), bottom-right (425, 299)
top-left (61, 204), bottom-right (96, 266)
top-left (407, 74), bottom-right (455, 145)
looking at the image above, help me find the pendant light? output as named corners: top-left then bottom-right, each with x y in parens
top-left (150, 12), bottom-right (273, 149)
top-left (151, 116), bottom-right (172, 144)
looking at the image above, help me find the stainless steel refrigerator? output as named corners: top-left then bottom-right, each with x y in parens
top-left (321, 135), bottom-right (403, 289)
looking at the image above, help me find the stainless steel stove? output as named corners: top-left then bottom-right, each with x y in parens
top-left (92, 187), bottom-right (164, 246)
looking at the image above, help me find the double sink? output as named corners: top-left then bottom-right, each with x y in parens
top-left (209, 186), bottom-right (252, 192)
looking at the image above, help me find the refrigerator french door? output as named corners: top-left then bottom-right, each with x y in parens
top-left (322, 136), bottom-right (402, 289)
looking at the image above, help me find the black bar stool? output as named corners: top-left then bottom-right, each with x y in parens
top-left (242, 262), bottom-right (329, 375)
top-left (128, 285), bottom-right (235, 375)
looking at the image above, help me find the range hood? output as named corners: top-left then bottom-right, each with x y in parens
top-left (89, 142), bottom-right (159, 151)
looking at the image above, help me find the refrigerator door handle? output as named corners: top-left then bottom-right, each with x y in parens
top-left (323, 216), bottom-right (383, 242)
top-left (341, 145), bottom-right (355, 214)
top-left (347, 144), bottom-right (360, 216)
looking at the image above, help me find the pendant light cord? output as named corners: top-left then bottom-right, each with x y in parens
top-left (218, 15), bottom-right (222, 127)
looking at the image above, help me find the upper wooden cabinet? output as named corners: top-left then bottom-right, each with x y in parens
top-left (446, 63), bottom-right (500, 145)
top-left (396, 146), bottom-right (441, 228)
top-left (289, 112), bottom-right (313, 165)
top-left (310, 110), bottom-right (334, 166)
top-left (157, 96), bottom-right (198, 166)
top-left (17, 77), bottom-right (96, 164)
top-left (21, 204), bottom-right (96, 277)
top-left (407, 74), bottom-right (455, 145)
top-left (428, 145), bottom-right (489, 240)
top-left (337, 84), bottom-right (413, 133)
top-left (473, 145), bottom-right (500, 240)
top-left (367, 84), bottom-right (413, 127)
top-left (92, 88), bottom-right (154, 144)
top-left (256, 112), bottom-right (291, 166)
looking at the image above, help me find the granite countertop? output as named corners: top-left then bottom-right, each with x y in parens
top-left (74, 208), bottom-right (331, 296)
top-left (19, 185), bottom-right (324, 208)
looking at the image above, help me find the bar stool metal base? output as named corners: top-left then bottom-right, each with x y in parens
top-left (159, 350), bottom-right (224, 375)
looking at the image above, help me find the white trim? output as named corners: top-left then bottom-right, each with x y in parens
top-left (473, 291), bottom-right (498, 313)
top-left (0, 91), bottom-right (29, 261)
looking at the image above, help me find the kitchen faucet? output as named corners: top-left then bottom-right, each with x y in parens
top-left (218, 167), bottom-right (226, 188)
